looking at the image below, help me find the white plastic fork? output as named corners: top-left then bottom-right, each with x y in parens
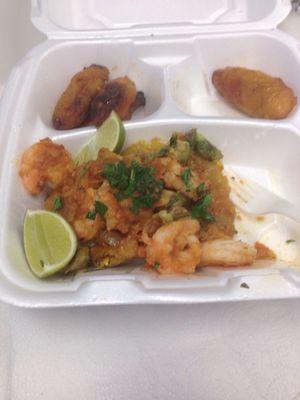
top-left (224, 166), bottom-right (300, 223)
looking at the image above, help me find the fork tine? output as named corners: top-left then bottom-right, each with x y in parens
top-left (240, 177), bottom-right (261, 194)
top-left (229, 182), bottom-right (250, 203)
top-left (230, 188), bottom-right (248, 204)
top-left (228, 177), bottom-right (256, 202)
top-left (224, 165), bottom-right (300, 221)
top-left (224, 166), bottom-right (262, 200)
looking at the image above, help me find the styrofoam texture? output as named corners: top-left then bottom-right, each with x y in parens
top-left (1, 14), bottom-right (300, 306)
top-left (31, 0), bottom-right (291, 38)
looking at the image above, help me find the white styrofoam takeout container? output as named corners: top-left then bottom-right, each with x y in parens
top-left (0, 0), bottom-right (300, 307)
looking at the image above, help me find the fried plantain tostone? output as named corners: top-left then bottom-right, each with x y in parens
top-left (212, 67), bottom-right (297, 119)
top-left (52, 64), bottom-right (109, 130)
top-left (85, 76), bottom-right (146, 127)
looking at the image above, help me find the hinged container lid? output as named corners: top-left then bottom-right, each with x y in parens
top-left (31, 0), bottom-right (291, 39)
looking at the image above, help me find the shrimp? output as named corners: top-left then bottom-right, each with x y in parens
top-left (200, 239), bottom-right (257, 267)
top-left (19, 138), bottom-right (74, 195)
top-left (98, 180), bottom-right (136, 233)
top-left (146, 219), bottom-right (202, 274)
top-left (145, 219), bottom-right (260, 274)
top-left (45, 187), bottom-right (105, 242)
top-left (152, 157), bottom-right (201, 200)
top-left (255, 242), bottom-right (276, 260)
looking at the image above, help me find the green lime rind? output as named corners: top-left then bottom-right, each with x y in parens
top-left (75, 111), bottom-right (126, 166)
top-left (23, 210), bottom-right (77, 278)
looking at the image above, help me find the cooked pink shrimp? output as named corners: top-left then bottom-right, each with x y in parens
top-left (45, 187), bottom-right (105, 242)
top-left (200, 240), bottom-right (257, 267)
top-left (145, 219), bottom-right (258, 274)
top-left (152, 157), bottom-right (200, 199)
top-left (98, 180), bottom-right (136, 233)
top-left (19, 138), bottom-right (74, 195)
top-left (146, 219), bottom-right (202, 274)
top-left (71, 188), bottom-right (104, 241)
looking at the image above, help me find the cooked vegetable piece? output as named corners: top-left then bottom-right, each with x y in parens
top-left (169, 139), bottom-right (190, 162)
top-left (64, 246), bottom-right (90, 274)
top-left (185, 129), bottom-right (222, 161)
top-left (157, 210), bottom-right (174, 223)
top-left (91, 236), bottom-right (140, 268)
top-left (195, 133), bottom-right (223, 161)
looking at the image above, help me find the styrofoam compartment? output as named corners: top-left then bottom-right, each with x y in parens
top-left (0, 0), bottom-right (300, 306)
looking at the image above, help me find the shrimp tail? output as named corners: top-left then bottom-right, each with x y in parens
top-left (200, 239), bottom-right (257, 267)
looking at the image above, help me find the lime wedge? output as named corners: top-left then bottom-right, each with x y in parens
top-left (23, 210), bottom-right (77, 278)
top-left (75, 111), bottom-right (125, 166)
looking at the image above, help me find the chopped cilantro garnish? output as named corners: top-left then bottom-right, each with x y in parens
top-left (154, 262), bottom-right (160, 269)
top-left (170, 135), bottom-right (177, 148)
top-left (103, 160), bottom-right (163, 214)
top-left (191, 193), bottom-right (215, 223)
top-left (181, 168), bottom-right (191, 188)
top-left (196, 182), bottom-right (205, 194)
top-left (103, 162), bottom-right (129, 190)
top-left (86, 201), bottom-right (107, 220)
top-left (196, 182), bottom-right (210, 198)
top-left (158, 147), bottom-right (168, 157)
top-left (95, 201), bottom-right (108, 216)
top-left (53, 196), bottom-right (63, 211)
top-left (86, 210), bottom-right (97, 220)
